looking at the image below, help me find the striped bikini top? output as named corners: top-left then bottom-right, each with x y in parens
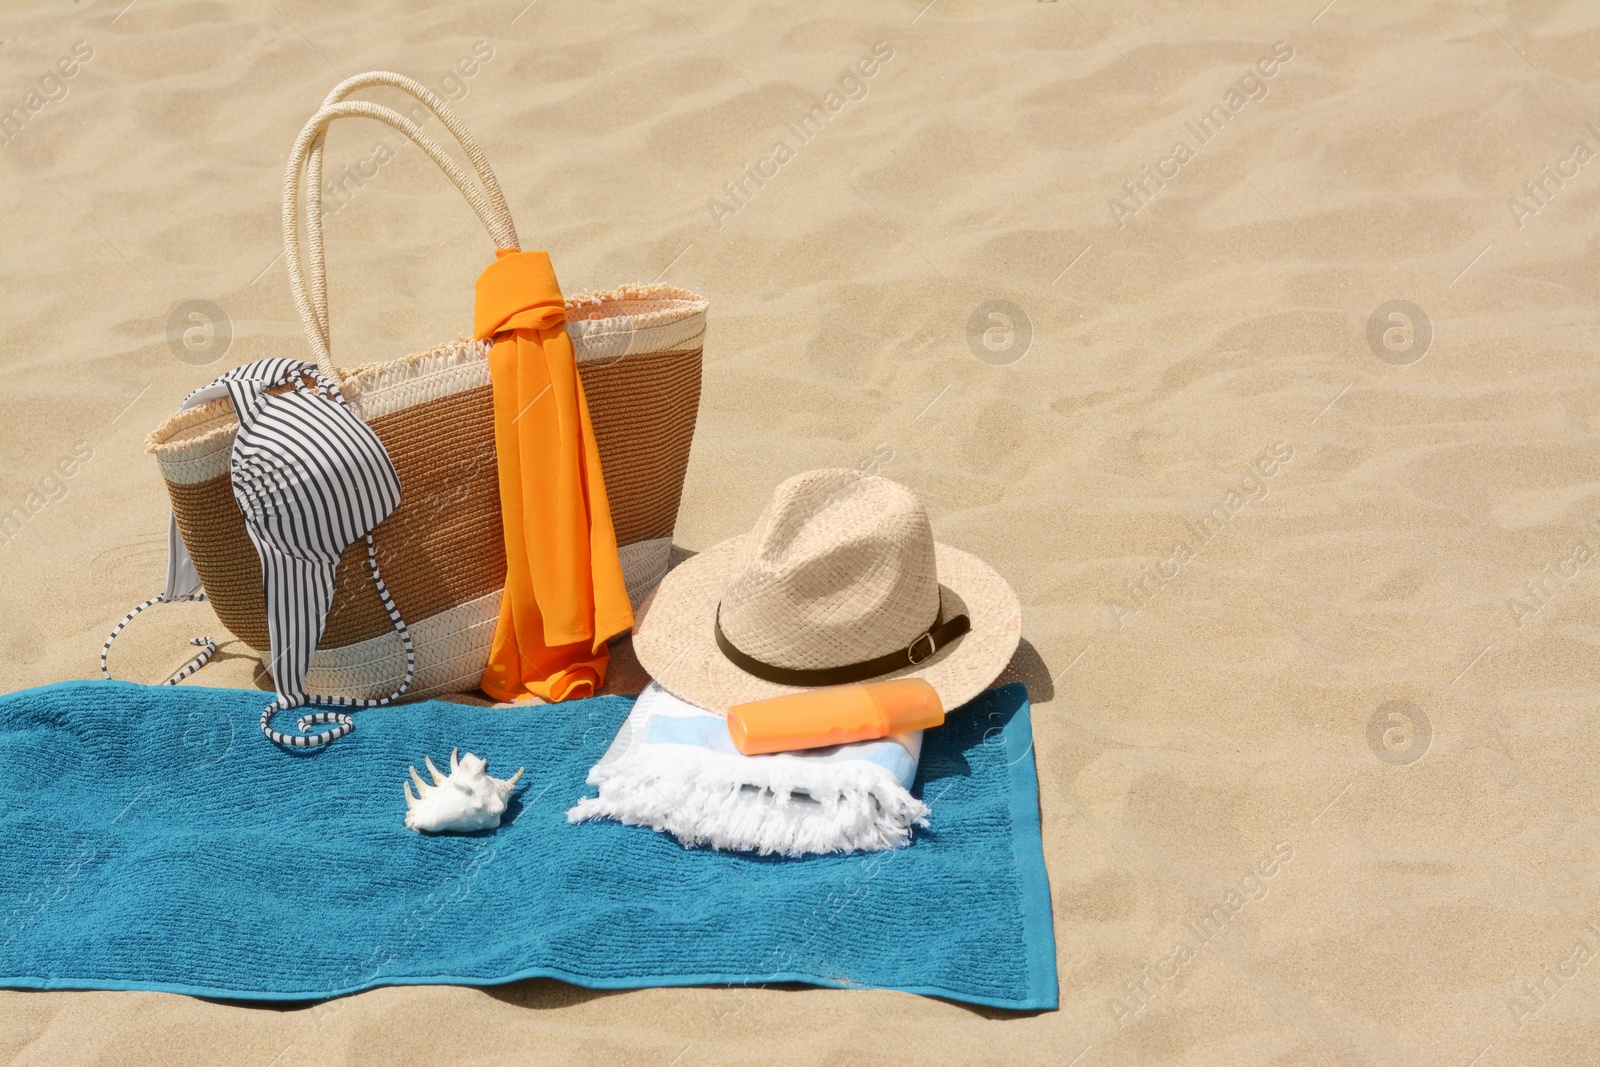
top-left (103, 358), bottom-right (415, 749)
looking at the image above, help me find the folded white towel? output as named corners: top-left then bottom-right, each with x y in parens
top-left (568, 683), bottom-right (930, 856)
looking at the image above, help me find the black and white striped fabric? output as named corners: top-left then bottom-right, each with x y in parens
top-left (100, 594), bottom-right (215, 685)
top-left (102, 362), bottom-right (293, 688)
top-left (226, 359), bottom-right (414, 747)
top-left (103, 358), bottom-right (414, 750)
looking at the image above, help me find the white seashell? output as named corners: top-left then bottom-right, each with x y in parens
top-left (403, 747), bottom-right (524, 833)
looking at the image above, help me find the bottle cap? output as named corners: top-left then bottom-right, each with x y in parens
top-left (726, 709), bottom-right (753, 753)
top-left (866, 678), bottom-right (944, 733)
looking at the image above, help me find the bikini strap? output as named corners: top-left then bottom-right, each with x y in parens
top-left (100, 594), bottom-right (217, 686)
top-left (257, 530), bottom-right (417, 749)
top-left (253, 369), bottom-right (415, 748)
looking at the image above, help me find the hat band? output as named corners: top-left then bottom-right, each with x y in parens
top-left (713, 603), bottom-right (971, 688)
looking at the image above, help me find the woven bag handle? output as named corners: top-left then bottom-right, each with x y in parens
top-left (302, 72), bottom-right (519, 353)
top-left (283, 72), bottom-right (520, 378)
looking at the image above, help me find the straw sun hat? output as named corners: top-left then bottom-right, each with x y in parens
top-left (632, 468), bottom-right (1021, 714)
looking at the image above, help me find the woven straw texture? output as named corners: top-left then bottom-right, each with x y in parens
top-left (632, 470), bottom-right (1022, 714)
top-left (144, 71), bottom-right (706, 696)
top-left (286, 536), bottom-right (672, 704)
top-left (583, 347), bottom-right (702, 546)
top-left (290, 589), bottom-right (503, 701)
top-left (149, 291), bottom-right (704, 667)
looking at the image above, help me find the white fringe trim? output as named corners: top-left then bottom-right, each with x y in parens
top-left (149, 287), bottom-right (707, 479)
top-left (568, 744), bottom-right (930, 857)
top-left (342, 337), bottom-right (491, 422)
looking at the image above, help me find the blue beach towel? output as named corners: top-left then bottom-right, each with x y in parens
top-left (0, 680), bottom-right (1056, 1011)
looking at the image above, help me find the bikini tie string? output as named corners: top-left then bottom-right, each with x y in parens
top-left (101, 593), bottom-right (216, 686)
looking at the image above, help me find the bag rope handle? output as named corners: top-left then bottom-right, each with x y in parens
top-left (282, 75), bottom-right (520, 378)
top-left (101, 594), bottom-right (216, 686)
top-left (301, 72), bottom-right (519, 354)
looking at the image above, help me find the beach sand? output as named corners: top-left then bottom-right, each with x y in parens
top-left (2, 1), bottom-right (1597, 1063)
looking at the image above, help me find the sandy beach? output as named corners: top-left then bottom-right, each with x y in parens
top-left (2, 0), bottom-right (1597, 1063)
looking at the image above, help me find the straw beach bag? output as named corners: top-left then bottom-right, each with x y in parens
top-left (143, 72), bottom-right (705, 702)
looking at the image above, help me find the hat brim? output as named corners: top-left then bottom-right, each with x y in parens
top-left (632, 534), bottom-right (1022, 714)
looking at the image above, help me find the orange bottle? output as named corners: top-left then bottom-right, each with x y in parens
top-left (726, 679), bottom-right (945, 755)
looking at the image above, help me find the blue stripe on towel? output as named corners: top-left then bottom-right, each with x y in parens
top-left (641, 710), bottom-right (920, 786)
top-left (0, 680), bottom-right (1056, 1011)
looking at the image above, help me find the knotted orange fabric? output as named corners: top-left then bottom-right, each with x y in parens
top-left (475, 248), bottom-right (634, 703)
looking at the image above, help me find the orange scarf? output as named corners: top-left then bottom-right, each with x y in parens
top-left (474, 249), bottom-right (634, 703)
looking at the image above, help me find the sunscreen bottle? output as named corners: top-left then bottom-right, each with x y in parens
top-left (726, 678), bottom-right (945, 755)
